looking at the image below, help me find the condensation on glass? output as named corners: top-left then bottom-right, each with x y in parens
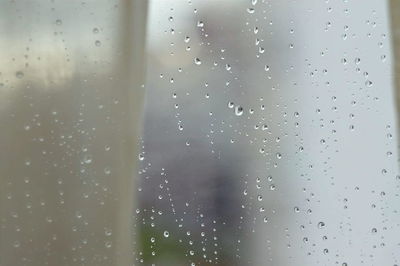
top-left (1, 1), bottom-right (400, 266)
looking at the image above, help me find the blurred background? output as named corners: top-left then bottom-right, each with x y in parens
top-left (1, 0), bottom-right (400, 266)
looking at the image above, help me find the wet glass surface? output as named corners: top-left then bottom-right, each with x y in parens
top-left (1, 1), bottom-right (400, 265)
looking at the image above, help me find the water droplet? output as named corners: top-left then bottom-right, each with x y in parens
top-left (194, 58), bottom-right (201, 65)
top-left (83, 154), bottom-right (92, 164)
top-left (138, 153), bottom-right (145, 161)
top-left (104, 228), bottom-right (112, 236)
top-left (104, 167), bottom-right (111, 175)
top-left (235, 106), bottom-right (243, 116)
top-left (16, 71), bottom-right (24, 79)
top-left (318, 221), bottom-right (326, 229)
top-left (75, 211), bottom-right (82, 219)
top-left (93, 27), bottom-right (99, 34)
top-left (247, 7), bottom-right (255, 14)
top-left (163, 231), bottom-right (169, 238)
top-left (95, 40), bottom-right (101, 47)
top-left (13, 241), bottom-right (20, 248)
top-left (55, 19), bottom-right (62, 25)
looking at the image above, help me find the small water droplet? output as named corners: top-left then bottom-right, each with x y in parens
top-left (83, 155), bottom-right (92, 164)
top-left (16, 71), bottom-right (24, 79)
top-left (318, 221), bottom-right (325, 229)
top-left (104, 228), bottom-right (112, 236)
top-left (235, 105), bottom-right (243, 116)
top-left (13, 241), bottom-right (20, 248)
top-left (247, 7), bottom-right (255, 14)
top-left (163, 231), bottom-right (170, 238)
top-left (138, 153), bottom-right (145, 161)
top-left (104, 167), bottom-right (111, 175)
top-left (194, 58), bottom-right (201, 65)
